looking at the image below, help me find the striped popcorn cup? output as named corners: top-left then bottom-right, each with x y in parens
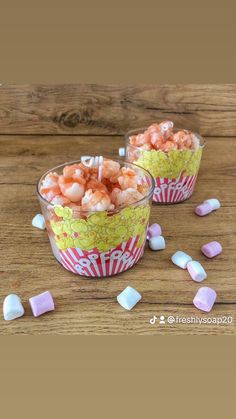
top-left (37, 159), bottom-right (154, 278)
top-left (125, 128), bottom-right (205, 204)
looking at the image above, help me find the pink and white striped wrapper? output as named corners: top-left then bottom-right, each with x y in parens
top-left (153, 174), bottom-right (197, 203)
top-left (58, 235), bottom-right (145, 278)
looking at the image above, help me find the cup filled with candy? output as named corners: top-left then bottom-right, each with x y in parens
top-left (123, 121), bottom-right (205, 203)
top-left (37, 156), bottom-right (155, 278)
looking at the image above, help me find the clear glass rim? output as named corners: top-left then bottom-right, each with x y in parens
top-left (36, 157), bottom-right (155, 214)
top-left (124, 126), bottom-right (206, 149)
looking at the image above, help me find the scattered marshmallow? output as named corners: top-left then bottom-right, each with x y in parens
top-left (147, 223), bottom-right (162, 240)
top-left (193, 287), bottom-right (217, 312)
top-left (204, 198), bottom-right (221, 211)
top-left (32, 214), bottom-right (46, 230)
top-left (187, 261), bottom-right (207, 282)
top-left (195, 202), bottom-right (213, 216)
top-left (117, 286), bottom-right (141, 310)
top-left (3, 294), bottom-right (24, 321)
top-left (171, 251), bottom-right (192, 269)
top-left (149, 235), bottom-right (166, 250)
top-left (118, 147), bottom-right (125, 157)
top-left (29, 291), bottom-right (55, 317)
top-left (201, 241), bottom-right (223, 258)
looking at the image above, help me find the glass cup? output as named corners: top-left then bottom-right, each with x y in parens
top-left (124, 127), bottom-right (205, 204)
top-left (37, 159), bottom-right (155, 278)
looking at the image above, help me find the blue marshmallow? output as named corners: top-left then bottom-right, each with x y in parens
top-left (117, 286), bottom-right (142, 310)
top-left (3, 294), bottom-right (25, 321)
top-left (171, 251), bottom-right (192, 269)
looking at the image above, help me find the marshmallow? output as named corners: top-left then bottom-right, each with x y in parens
top-left (204, 198), bottom-right (221, 210)
top-left (29, 291), bottom-right (55, 317)
top-left (149, 236), bottom-right (166, 250)
top-left (195, 202), bottom-right (213, 216)
top-left (118, 147), bottom-right (125, 157)
top-left (193, 287), bottom-right (217, 312)
top-left (171, 251), bottom-right (192, 269)
top-left (117, 286), bottom-right (141, 310)
top-left (187, 261), bottom-right (207, 282)
top-left (201, 241), bottom-right (223, 258)
top-left (3, 294), bottom-right (24, 321)
top-left (147, 223), bottom-right (162, 239)
top-left (32, 214), bottom-right (46, 230)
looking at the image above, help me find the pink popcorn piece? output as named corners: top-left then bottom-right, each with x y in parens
top-left (146, 223), bottom-right (162, 240)
top-left (29, 291), bottom-right (55, 317)
top-left (201, 241), bottom-right (223, 258)
top-left (195, 202), bottom-right (213, 216)
top-left (193, 287), bottom-right (217, 312)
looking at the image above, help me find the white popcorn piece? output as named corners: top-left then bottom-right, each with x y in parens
top-left (149, 236), bottom-right (166, 250)
top-left (3, 294), bottom-right (25, 321)
top-left (118, 147), bottom-right (125, 157)
top-left (32, 214), bottom-right (46, 230)
top-left (117, 286), bottom-right (142, 310)
top-left (171, 251), bottom-right (192, 269)
top-left (204, 198), bottom-right (221, 211)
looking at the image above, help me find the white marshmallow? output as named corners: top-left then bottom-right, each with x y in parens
top-left (3, 294), bottom-right (24, 321)
top-left (119, 147), bottom-right (125, 157)
top-left (171, 251), bottom-right (192, 269)
top-left (149, 236), bottom-right (166, 250)
top-left (204, 199), bottom-right (221, 210)
top-left (32, 214), bottom-right (46, 230)
top-left (117, 286), bottom-right (141, 310)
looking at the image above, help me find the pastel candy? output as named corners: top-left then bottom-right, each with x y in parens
top-left (3, 294), bottom-right (24, 321)
top-left (201, 241), bottom-right (222, 258)
top-left (118, 147), bottom-right (125, 157)
top-left (187, 261), bottom-right (207, 282)
top-left (171, 251), bottom-right (192, 269)
top-left (149, 235), bottom-right (165, 250)
top-left (32, 214), bottom-right (46, 230)
top-left (193, 287), bottom-right (217, 312)
top-left (204, 199), bottom-right (221, 210)
top-left (117, 286), bottom-right (141, 310)
top-left (29, 291), bottom-right (55, 317)
top-left (147, 223), bottom-right (162, 239)
top-left (195, 202), bottom-right (213, 216)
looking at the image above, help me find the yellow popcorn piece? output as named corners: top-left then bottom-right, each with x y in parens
top-left (54, 205), bottom-right (73, 219)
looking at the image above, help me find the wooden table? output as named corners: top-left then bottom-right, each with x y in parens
top-left (0, 85), bottom-right (235, 334)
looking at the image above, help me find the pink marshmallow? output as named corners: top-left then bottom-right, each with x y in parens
top-left (195, 202), bottom-right (213, 216)
top-left (201, 241), bottom-right (223, 258)
top-left (147, 223), bottom-right (162, 239)
top-left (187, 261), bottom-right (207, 282)
top-left (193, 287), bottom-right (217, 312)
top-left (29, 291), bottom-right (55, 317)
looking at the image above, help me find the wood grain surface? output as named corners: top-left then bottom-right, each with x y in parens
top-left (0, 135), bottom-right (235, 334)
top-left (1, 84), bottom-right (236, 136)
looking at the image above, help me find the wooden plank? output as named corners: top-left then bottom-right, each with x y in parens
top-left (0, 135), bottom-right (235, 334)
top-left (1, 84), bottom-right (236, 136)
